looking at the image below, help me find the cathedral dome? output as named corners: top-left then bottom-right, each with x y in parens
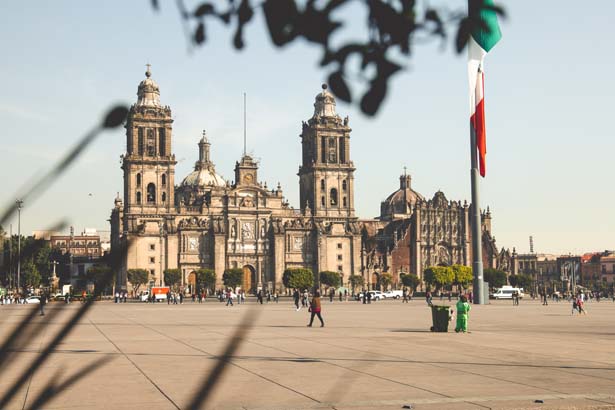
top-left (136, 65), bottom-right (161, 107)
top-left (380, 174), bottom-right (424, 220)
top-left (180, 168), bottom-right (226, 188)
top-left (313, 84), bottom-right (338, 118)
top-left (180, 131), bottom-right (226, 188)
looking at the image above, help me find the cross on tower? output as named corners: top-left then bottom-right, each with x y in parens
top-left (145, 63), bottom-right (152, 77)
top-left (403, 166), bottom-right (407, 176)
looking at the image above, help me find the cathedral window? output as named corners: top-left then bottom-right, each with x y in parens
top-left (161, 173), bottom-right (166, 187)
top-left (147, 183), bottom-right (156, 204)
top-left (343, 197), bottom-right (347, 207)
top-left (342, 180), bottom-right (347, 191)
top-left (321, 137), bottom-right (326, 163)
top-left (136, 191), bottom-right (142, 205)
top-left (138, 127), bottom-right (144, 155)
top-left (161, 192), bottom-right (167, 203)
top-left (339, 137), bottom-right (345, 163)
top-left (146, 129), bottom-right (156, 156)
top-left (328, 138), bottom-right (337, 163)
top-left (320, 179), bottom-right (325, 191)
top-left (158, 128), bottom-right (166, 156)
top-left (136, 173), bottom-right (141, 187)
top-left (321, 196), bottom-right (325, 207)
top-left (330, 188), bottom-right (338, 206)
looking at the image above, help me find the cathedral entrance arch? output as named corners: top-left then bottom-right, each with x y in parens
top-left (242, 265), bottom-right (256, 293)
top-left (188, 271), bottom-right (197, 293)
top-left (371, 272), bottom-right (380, 290)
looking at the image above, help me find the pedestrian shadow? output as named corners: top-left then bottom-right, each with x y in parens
top-left (390, 329), bottom-right (432, 333)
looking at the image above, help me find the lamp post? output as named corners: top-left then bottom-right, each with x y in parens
top-left (16, 199), bottom-right (23, 293)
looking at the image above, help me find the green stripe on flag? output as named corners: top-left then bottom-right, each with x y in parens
top-left (470, 0), bottom-right (502, 52)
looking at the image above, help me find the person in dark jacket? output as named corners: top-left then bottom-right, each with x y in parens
top-left (307, 291), bottom-right (324, 327)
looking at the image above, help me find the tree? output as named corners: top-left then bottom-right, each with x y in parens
top-left (22, 260), bottom-right (41, 288)
top-left (223, 268), bottom-right (243, 289)
top-left (283, 268), bottom-right (314, 291)
top-left (379, 272), bottom-right (393, 291)
top-left (158, 1), bottom-right (505, 116)
top-left (349, 274), bottom-right (364, 294)
top-left (127, 269), bottom-right (149, 293)
top-left (400, 273), bottom-right (420, 291)
top-left (195, 268), bottom-right (216, 291)
top-left (87, 265), bottom-right (112, 293)
top-left (510, 273), bottom-right (533, 290)
top-left (319, 271), bottom-right (340, 289)
top-left (423, 266), bottom-right (454, 291)
top-left (452, 264), bottom-right (473, 290)
top-left (484, 268), bottom-right (507, 289)
top-left (164, 269), bottom-right (182, 288)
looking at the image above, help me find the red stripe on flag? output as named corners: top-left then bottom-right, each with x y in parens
top-left (471, 72), bottom-right (487, 177)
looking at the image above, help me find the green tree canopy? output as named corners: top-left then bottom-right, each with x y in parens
top-left (509, 273), bottom-right (533, 290)
top-left (379, 272), bottom-right (393, 290)
top-left (349, 274), bottom-right (364, 291)
top-left (127, 268), bottom-right (149, 292)
top-left (22, 260), bottom-right (41, 288)
top-left (452, 264), bottom-right (473, 289)
top-left (319, 271), bottom-right (340, 288)
top-left (87, 265), bottom-right (112, 293)
top-left (223, 268), bottom-right (243, 289)
top-left (195, 268), bottom-right (216, 291)
top-left (423, 266), bottom-right (454, 291)
top-left (283, 268), bottom-right (314, 291)
top-left (400, 273), bottom-right (420, 291)
top-left (164, 269), bottom-right (182, 288)
top-left (484, 268), bottom-right (507, 289)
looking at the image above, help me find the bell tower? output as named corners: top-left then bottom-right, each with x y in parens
top-left (298, 84), bottom-right (355, 218)
top-left (122, 65), bottom-right (176, 220)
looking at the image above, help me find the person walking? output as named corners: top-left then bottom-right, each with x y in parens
top-left (576, 295), bottom-right (587, 315)
top-left (39, 292), bottom-right (47, 316)
top-left (425, 291), bottom-right (432, 306)
top-left (345, 289), bottom-right (348, 302)
top-left (293, 289), bottom-right (300, 310)
top-left (339, 290), bottom-right (343, 302)
top-left (226, 289), bottom-right (234, 306)
top-left (167, 290), bottom-right (171, 305)
top-left (115, 291), bottom-right (119, 304)
top-left (307, 290), bottom-right (324, 327)
top-left (329, 288), bottom-right (334, 303)
top-left (402, 288), bottom-right (408, 303)
top-left (455, 294), bottom-right (471, 333)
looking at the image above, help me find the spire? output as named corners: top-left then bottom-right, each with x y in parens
top-left (196, 130), bottom-right (213, 169)
top-left (313, 84), bottom-right (337, 118)
top-left (136, 64), bottom-right (161, 107)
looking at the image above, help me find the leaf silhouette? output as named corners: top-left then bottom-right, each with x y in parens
top-left (328, 71), bottom-right (351, 103)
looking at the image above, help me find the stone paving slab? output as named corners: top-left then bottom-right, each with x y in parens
top-left (1, 298), bottom-right (614, 409)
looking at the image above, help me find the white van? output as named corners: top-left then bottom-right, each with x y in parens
top-left (491, 286), bottom-right (524, 300)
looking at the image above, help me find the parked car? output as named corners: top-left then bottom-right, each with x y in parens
top-left (384, 290), bottom-right (403, 299)
top-left (355, 290), bottom-right (386, 301)
top-left (25, 296), bottom-right (41, 304)
top-left (491, 286), bottom-right (525, 300)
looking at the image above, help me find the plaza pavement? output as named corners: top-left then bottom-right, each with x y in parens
top-left (1, 297), bottom-right (614, 410)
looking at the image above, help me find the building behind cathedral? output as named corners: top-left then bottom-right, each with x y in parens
top-left (110, 68), bottom-right (511, 293)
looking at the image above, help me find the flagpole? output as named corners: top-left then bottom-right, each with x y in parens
top-left (470, 99), bottom-right (485, 305)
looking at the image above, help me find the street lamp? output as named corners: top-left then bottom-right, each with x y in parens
top-left (16, 199), bottom-right (23, 293)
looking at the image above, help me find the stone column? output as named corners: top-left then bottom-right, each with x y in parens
top-left (213, 234), bottom-right (226, 287)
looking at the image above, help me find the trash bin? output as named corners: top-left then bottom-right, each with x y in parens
top-left (430, 305), bottom-right (451, 332)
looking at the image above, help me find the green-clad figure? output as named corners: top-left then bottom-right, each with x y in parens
top-left (455, 294), bottom-right (471, 333)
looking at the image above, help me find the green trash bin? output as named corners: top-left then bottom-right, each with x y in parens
top-left (430, 305), bottom-right (451, 332)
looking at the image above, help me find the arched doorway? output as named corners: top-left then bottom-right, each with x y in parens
top-left (242, 265), bottom-right (256, 293)
top-left (188, 271), bottom-right (197, 293)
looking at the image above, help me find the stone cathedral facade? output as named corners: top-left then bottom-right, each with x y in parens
top-left (111, 68), bottom-right (509, 293)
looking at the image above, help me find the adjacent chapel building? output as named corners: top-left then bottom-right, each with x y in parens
top-left (110, 68), bottom-right (514, 293)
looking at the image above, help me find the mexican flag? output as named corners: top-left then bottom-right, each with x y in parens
top-left (468, 0), bottom-right (502, 177)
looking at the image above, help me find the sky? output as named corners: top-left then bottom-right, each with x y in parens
top-left (0, 1), bottom-right (614, 255)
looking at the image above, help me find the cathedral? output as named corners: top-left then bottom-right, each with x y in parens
top-left (110, 68), bottom-right (509, 293)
